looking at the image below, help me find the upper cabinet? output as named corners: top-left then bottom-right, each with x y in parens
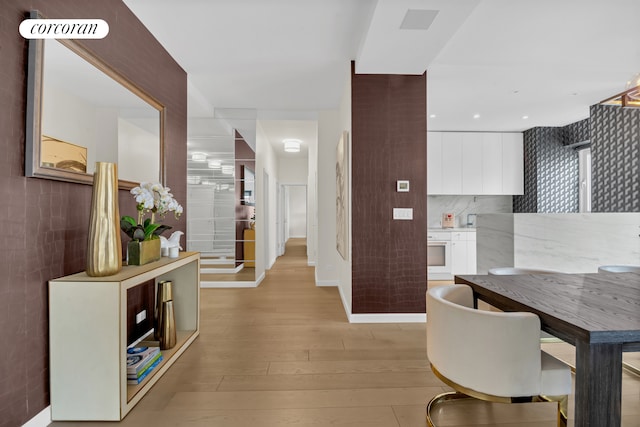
top-left (427, 131), bottom-right (523, 195)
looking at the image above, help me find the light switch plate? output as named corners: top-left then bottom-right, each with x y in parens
top-left (393, 208), bottom-right (413, 220)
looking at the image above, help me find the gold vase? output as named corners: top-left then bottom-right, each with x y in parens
top-left (86, 162), bottom-right (122, 277)
top-left (154, 280), bottom-right (173, 339)
top-left (159, 300), bottom-right (177, 350)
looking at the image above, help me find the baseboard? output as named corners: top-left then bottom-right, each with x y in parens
top-left (315, 269), bottom-right (338, 287)
top-left (200, 280), bottom-right (258, 288)
top-left (22, 406), bottom-right (50, 427)
top-left (337, 284), bottom-right (351, 319)
top-left (332, 281), bottom-right (426, 323)
top-left (255, 271), bottom-right (265, 286)
top-left (307, 261), bottom-right (316, 267)
top-left (200, 263), bottom-right (244, 274)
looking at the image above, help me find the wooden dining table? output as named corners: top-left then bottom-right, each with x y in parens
top-left (454, 271), bottom-right (640, 427)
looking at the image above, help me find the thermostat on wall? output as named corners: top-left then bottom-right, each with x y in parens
top-left (397, 180), bottom-right (410, 192)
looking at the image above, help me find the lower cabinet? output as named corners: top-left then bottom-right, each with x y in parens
top-left (451, 231), bottom-right (477, 275)
top-left (48, 252), bottom-right (200, 421)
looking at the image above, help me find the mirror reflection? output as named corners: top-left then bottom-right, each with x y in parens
top-left (187, 119), bottom-right (256, 284)
top-left (26, 32), bottom-right (162, 187)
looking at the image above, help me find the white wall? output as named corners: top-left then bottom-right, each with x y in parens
top-left (307, 126), bottom-right (318, 266)
top-left (278, 157), bottom-right (308, 183)
top-left (288, 186), bottom-right (307, 238)
top-left (256, 122), bottom-right (280, 273)
top-left (42, 85), bottom-right (97, 172)
top-left (317, 111), bottom-right (342, 287)
top-left (277, 157), bottom-right (308, 241)
top-left (316, 63), bottom-right (352, 317)
top-left (118, 118), bottom-right (159, 184)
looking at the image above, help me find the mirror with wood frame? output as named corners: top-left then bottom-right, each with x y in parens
top-left (25, 10), bottom-right (164, 188)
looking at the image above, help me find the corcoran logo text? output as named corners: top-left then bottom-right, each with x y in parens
top-left (19, 19), bottom-right (109, 39)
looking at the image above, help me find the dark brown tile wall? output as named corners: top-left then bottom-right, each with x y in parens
top-left (0, 1), bottom-right (187, 425)
top-left (350, 63), bottom-right (427, 314)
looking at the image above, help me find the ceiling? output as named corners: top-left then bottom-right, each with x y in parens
top-left (124, 0), bottom-right (640, 157)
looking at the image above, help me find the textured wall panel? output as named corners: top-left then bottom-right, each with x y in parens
top-left (351, 65), bottom-right (427, 314)
top-left (513, 120), bottom-right (587, 213)
top-left (591, 105), bottom-right (640, 212)
top-left (0, 2), bottom-right (187, 425)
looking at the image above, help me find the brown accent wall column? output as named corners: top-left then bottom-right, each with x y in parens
top-left (351, 62), bottom-right (427, 313)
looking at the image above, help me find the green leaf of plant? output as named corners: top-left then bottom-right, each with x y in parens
top-left (152, 224), bottom-right (172, 237)
top-left (132, 227), bottom-right (146, 241)
top-left (120, 219), bottom-right (137, 238)
top-left (144, 223), bottom-right (161, 240)
top-left (121, 216), bottom-right (137, 227)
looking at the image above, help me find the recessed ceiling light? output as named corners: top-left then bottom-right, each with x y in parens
top-left (208, 159), bottom-right (221, 169)
top-left (429, 114), bottom-right (436, 118)
top-left (473, 114), bottom-right (481, 119)
top-left (522, 115), bottom-right (529, 120)
top-left (283, 139), bottom-right (301, 153)
top-left (191, 152), bottom-right (207, 162)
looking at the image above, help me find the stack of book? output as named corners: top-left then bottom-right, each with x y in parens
top-left (126, 346), bottom-right (163, 385)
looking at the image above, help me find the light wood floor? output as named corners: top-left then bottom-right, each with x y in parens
top-left (50, 238), bottom-right (640, 426)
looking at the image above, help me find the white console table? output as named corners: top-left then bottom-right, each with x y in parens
top-left (49, 252), bottom-right (200, 420)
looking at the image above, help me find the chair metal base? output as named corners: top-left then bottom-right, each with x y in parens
top-left (427, 365), bottom-right (568, 427)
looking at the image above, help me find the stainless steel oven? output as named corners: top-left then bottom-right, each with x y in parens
top-left (428, 231), bottom-right (452, 280)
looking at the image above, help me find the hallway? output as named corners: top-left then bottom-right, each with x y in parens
top-left (50, 239), bottom-right (640, 426)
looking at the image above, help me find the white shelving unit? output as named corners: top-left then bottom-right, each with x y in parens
top-left (48, 252), bottom-right (200, 421)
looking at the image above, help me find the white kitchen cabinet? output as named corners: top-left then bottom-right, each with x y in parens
top-left (451, 231), bottom-right (477, 275)
top-left (502, 132), bottom-right (524, 194)
top-left (441, 132), bottom-right (463, 194)
top-left (427, 131), bottom-right (443, 194)
top-left (466, 231), bottom-right (477, 273)
top-left (481, 133), bottom-right (503, 194)
top-left (49, 253), bottom-right (200, 421)
top-left (427, 131), bottom-right (523, 195)
top-left (462, 133), bottom-right (483, 194)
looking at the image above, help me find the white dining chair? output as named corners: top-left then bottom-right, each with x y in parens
top-left (598, 265), bottom-right (640, 273)
top-left (426, 284), bottom-right (571, 427)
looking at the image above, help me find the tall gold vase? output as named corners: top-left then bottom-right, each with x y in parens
top-left (86, 162), bottom-right (122, 277)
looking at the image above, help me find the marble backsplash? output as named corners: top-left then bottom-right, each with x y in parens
top-left (428, 195), bottom-right (513, 228)
top-left (476, 213), bottom-right (640, 274)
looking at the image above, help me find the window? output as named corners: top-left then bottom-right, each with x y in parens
top-left (578, 147), bottom-right (591, 212)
